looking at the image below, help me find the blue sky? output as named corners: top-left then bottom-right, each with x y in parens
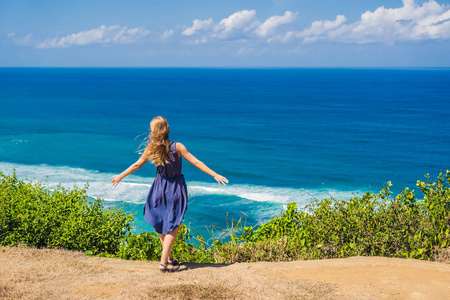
top-left (1, 0), bottom-right (450, 67)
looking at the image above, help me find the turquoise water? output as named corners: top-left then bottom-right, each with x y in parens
top-left (1, 68), bottom-right (449, 235)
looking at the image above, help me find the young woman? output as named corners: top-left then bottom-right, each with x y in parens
top-left (111, 116), bottom-right (228, 272)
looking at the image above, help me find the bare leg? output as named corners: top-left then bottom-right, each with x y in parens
top-left (158, 233), bottom-right (173, 261)
top-left (160, 227), bottom-right (179, 265)
top-left (159, 233), bottom-right (166, 245)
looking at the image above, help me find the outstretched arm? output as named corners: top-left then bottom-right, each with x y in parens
top-left (111, 153), bottom-right (149, 187)
top-left (176, 142), bottom-right (229, 186)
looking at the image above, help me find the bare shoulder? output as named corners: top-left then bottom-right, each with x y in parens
top-left (175, 142), bottom-right (188, 159)
top-left (175, 142), bottom-right (188, 152)
top-left (175, 142), bottom-right (199, 164)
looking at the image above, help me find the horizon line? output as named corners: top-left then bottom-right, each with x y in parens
top-left (1, 66), bottom-right (450, 70)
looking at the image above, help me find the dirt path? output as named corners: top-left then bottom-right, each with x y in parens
top-left (1, 246), bottom-right (449, 299)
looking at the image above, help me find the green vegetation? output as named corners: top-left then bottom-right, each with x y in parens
top-left (1, 170), bottom-right (449, 263)
top-left (0, 171), bottom-right (133, 256)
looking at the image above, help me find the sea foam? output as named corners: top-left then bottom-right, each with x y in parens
top-left (0, 162), bottom-right (361, 206)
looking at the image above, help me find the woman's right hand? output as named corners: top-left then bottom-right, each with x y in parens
top-left (214, 174), bottom-right (229, 186)
top-left (111, 175), bottom-right (123, 187)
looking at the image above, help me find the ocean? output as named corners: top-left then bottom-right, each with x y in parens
top-left (1, 68), bottom-right (449, 236)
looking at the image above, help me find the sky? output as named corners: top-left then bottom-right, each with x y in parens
top-left (1, 0), bottom-right (450, 67)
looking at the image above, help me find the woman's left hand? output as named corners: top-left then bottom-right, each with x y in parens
top-left (111, 175), bottom-right (123, 187)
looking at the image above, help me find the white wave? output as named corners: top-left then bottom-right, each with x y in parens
top-left (0, 162), bottom-right (152, 204)
top-left (0, 162), bottom-right (362, 206)
top-left (188, 181), bottom-right (360, 206)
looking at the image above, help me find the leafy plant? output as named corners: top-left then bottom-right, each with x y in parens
top-left (0, 171), bottom-right (133, 255)
top-left (1, 170), bottom-right (449, 264)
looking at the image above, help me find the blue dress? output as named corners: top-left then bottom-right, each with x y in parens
top-left (143, 141), bottom-right (188, 234)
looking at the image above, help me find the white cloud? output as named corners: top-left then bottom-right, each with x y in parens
top-left (37, 25), bottom-right (149, 48)
top-left (182, 9), bottom-right (296, 41)
top-left (342, 0), bottom-right (450, 43)
top-left (180, 10), bottom-right (260, 42)
top-left (26, 1), bottom-right (450, 51)
top-left (303, 15), bottom-right (347, 38)
top-left (278, 0), bottom-right (450, 44)
top-left (236, 47), bottom-right (253, 55)
top-left (161, 29), bottom-right (174, 40)
top-left (195, 36), bottom-right (208, 44)
top-left (213, 10), bottom-right (258, 39)
top-left (182, 18), bottom-right (213, 36)
top-left (281, 15), bottom-right (347, 43)
top-left (255, 11), bottom-right (298, 37)
top-left (8, 33), bottom-right (33, 46)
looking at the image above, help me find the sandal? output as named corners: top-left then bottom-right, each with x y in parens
top-left (168, 258), bottom-right (179, 266)
top-left (159, 262), bottom-right (180, 273)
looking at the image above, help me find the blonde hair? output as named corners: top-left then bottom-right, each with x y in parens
top-left (141, 116), bottom-right (171, 166)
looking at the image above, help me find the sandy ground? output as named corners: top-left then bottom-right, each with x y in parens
top-left (1, 246), bottom-right (449, 299)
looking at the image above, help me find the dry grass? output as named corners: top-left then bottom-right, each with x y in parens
top-left (434, 247), bottom-right (450, 264)
top-left (2, 246), bottom-right (449, 299)
top-left (0, 246), bottom-right (334, 299)
top-left (146, 284), bottom-right (236, 299)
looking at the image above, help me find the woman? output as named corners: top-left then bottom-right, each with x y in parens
top-left (111, 116), bottom-right (228, 272)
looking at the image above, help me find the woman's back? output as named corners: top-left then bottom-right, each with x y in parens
top-left (156, 141), bottom-right (182, 178)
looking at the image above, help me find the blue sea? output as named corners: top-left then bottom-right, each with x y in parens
top-left (1, 68), bottom-right (449, 236)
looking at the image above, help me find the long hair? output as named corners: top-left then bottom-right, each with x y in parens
top-left (141, 116), bottom-right (171, 166)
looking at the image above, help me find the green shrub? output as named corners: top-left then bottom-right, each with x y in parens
top-left (171, 224), bottom-right (215, 263)
top-left (0, 171), bottom-right (133, 255)
top-left (207, 171), bottom-right (450, 262)
top-left (116, 232), bottom-right (161, 260)
top-left (1, 169), bottom-right (449, 264)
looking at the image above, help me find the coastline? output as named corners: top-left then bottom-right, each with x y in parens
top-left (1, 246), bottom-right (449, 299)
top-left (2, 68), bottom-right (450, 234)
